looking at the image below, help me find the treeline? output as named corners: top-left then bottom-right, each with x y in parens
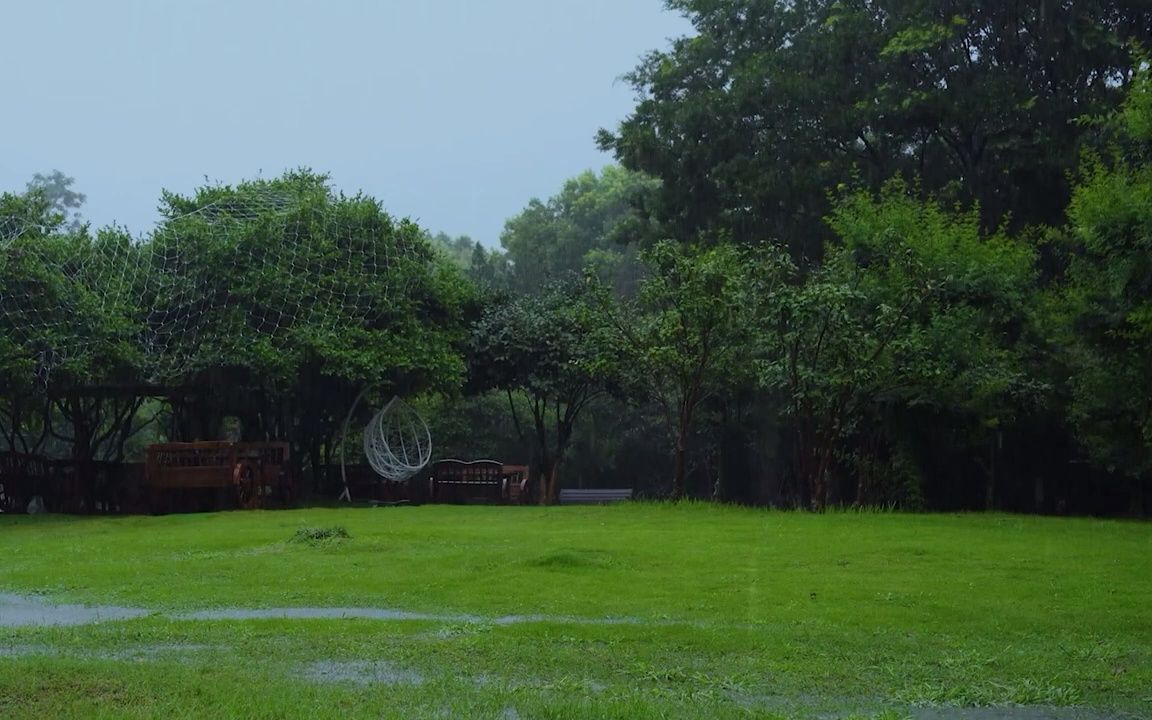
top-left (3, 1), bottom-right (1152, 515)
top-left (432, 2), bottom-right (1152, 515)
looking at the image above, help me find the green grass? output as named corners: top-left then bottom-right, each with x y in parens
top-left (1, 504), bottom-right (1149, 719)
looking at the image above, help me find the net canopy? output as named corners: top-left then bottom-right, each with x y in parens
top-left (0, 170), bottom-right (437, 388)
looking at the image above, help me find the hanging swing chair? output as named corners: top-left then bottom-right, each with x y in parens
top-left (339, 392), bottom-right (431, 502)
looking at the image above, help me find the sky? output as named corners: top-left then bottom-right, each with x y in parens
top-left (1, 1), bottom-right (690, 246)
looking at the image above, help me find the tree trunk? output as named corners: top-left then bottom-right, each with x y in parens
top-left (672, 430), bottom-right (687, 499)
top-left (546, 462), bottom-right (561, 505)
top-left (812, 447), bottom-right (831, 512)
top-left (1130, 474), bottom-right (1147, 517)
top-left (984, 434), bottom-right (997, 511)
top-left (534, 456), bottom-right (555, 505)
top-left (69, 396), bottom-right (95, 515)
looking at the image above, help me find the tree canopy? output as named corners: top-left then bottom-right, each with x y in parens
top-left (599, 0), bottom-right (1152, 259)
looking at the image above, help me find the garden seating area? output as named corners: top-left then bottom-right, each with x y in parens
top-left (428, 459), bottom-right (528, 505)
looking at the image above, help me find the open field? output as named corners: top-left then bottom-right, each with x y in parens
top-left (1, 504), bottom-right (1149, 719)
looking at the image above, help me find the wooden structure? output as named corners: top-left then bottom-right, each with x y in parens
top-left (558, 488), bottom-right (633, 505)
top-left (502, 464), bottom-right (529, 504)
top-left (0, 452), bottom-right (51, 513)
top-left (428, 459), bottom-right (528, 504)
top-left (0, 452), bottom-right (148, 514)
top-left (144, 441), bottom-right (293, 512)
top-left (323, 463), bottom-right (417, 504)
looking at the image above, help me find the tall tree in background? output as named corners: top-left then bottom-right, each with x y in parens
top-left (429, 231), bottom-right (511, 288)
top-left (26, 170), bottom-right (86, 232)
top-left (599, 0), bottom-right (1151, 259)
top-left (501, 166), bottom-right (660, 293)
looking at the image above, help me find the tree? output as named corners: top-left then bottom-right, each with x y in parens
top-left (605, 241), bottom-right (753, 498)
top-left (469, 281), bottom-right (610, 503)
top-left (500, 166), bottom-right (660, 293)
top-left (429, 231), bottom-right (512, 288)
top-left (3, 170), bottom-right (474, 502)
top-left (26, 170), bottom-right (86, 232)
top-left (1, 188), bottom-right (154, 509)
top-left (599, 1), bottom-right (1151, 259)
top-left (144, 171), bottom-right (472, 490)
top-left (1058, 56), bottom-right (1152, 513)
top-left (755, 182), bottom-right (1037, 509)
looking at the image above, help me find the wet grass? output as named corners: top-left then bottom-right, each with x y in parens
top-left (0, 504), bottom-right (1149, 718)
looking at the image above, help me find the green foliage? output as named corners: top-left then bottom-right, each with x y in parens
top-left (602, 1), bottom-right (1150, 256)
top-left (1059, 59), bottom-right (1152, 489)
top-left (753, 182), bottom-right (1038, 507)
top-left (605, 241), bottom-right (754, 497)
top-left (500, 165), bottom-right (659, 294)
top-left (469, 280), bottom-right (613, 500)
top-left (0, 192), bottom-right (141, 391)
top-left (146, 170), bottom-right (468, 392)
top-left (428, 231), bottom-right (511, 288)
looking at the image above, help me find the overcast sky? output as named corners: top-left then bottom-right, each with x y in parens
top-left (2, 1), bottom-right (689, 245)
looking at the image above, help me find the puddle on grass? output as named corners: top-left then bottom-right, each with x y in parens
top-left (102, 643), bottom-right (215, 661)
top-left (179, 607), bottom-right (479, 622)
top-left (176, 606), bottom-right (654, 628)
top-left (0, 643), bottom-right (57, 657)
top-left (907, 707), bottom-right (1130, 720)
top-left (1, 593), bottom-right (658, 629)
top-left (0, 592), bottom-right (148, 626)
top-left (1, 588), bottom-right (704, 633)
top-left (301, 660), bottom-right (424, 686)
top-left (735, 694), bottom-right (1130, 720)
top-left (0, 640), bottom-right (215, 662)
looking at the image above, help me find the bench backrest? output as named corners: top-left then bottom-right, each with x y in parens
top-left (431, 459), bottom-right (504, 483)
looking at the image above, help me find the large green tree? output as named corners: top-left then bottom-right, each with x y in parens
top-left (1057, 57), bottom-right (1152, 513)
top-left (755, 182), bottom-right (1037, 509)
top-left (604, 241), bottom-right (754, 499)
top-left (145, 171), bottom-right (472, 486)
top-left (469, 281), bottom-right (610, 503)
top-left (600, 0), bottom-right (1150, 258)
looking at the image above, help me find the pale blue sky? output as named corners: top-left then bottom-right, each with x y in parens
top-left (1, 1), bottom-right (688, 245)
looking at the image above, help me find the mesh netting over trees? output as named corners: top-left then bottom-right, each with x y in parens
top-left (1, 170), bottom-right (466, 390)
top-left (0, 170), bottom-right (467, 497)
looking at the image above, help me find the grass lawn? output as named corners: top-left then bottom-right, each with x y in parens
top-left (0, 503), bottom-right (1149, 719)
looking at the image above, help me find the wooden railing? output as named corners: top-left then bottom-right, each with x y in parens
top-left (144, 441), bottom-right (293, 511)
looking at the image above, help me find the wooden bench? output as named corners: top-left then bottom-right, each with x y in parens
top-left (558, 488), bottom-right (633, 505)
top-left (145, 441), bottom-right (292, 512)
top-left (429, 459), bottom-right (526, 504)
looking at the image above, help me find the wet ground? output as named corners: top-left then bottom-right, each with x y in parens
top-left (0, 593), bottom-right (1142, 720)
top-left (300, 660), bottom-right (425, 686)
top-left (0, 592), bottom-right (147, 626)
top-left (0, 593), bottom-right (656, 628)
